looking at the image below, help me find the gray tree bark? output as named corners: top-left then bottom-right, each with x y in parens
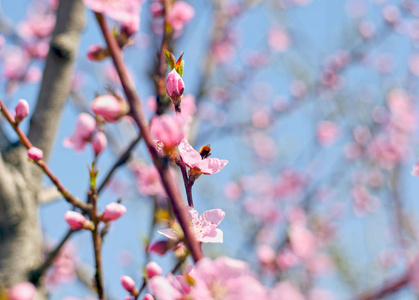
top-left (0, 0), bottom-right (85, 297)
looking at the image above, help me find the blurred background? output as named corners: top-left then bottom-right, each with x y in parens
top-left (2, 0), bottom-right (419, 299)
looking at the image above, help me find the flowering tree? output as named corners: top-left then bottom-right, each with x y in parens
top-left (1, 0), bottom-right (419, 299)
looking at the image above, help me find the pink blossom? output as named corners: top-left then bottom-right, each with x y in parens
top-left (189, 256), bottom-right (268, 299)
top-left (268, 27), bottom-right (290, 52)
top-left (359, 21), bottom-right (376, 39)
top-left (165, 69), bottom-right (185, 102)
top-left (15, 99), bottom-right (29, 122)
top-left (158, 206), bottom-right (225, 243)
top-left (289, 224), bottom-right (317, 260)
top-left (148, 274), bottom-right (190, 300)
top-left (269, 281), bottom-right (304, 300)
top-left (28, 147), bottom-right (43, 161)
top-left (412, 160), bottom-right (419, 176)
top-left (316, 121), bottom-right (340, 146)
top-left (63, 113), bottom-right (96, 152)
top-left (91, 95), bottom-right (129, 123)
top-left (64, 211), bottom-right (88, 230)
top-left (8, 282), bottom-right (36, 300)
top-left (257, 244), bottom-right (276, 266)
top-left (150, 2), bottom-right (164, 18)
top-left (46, 242), bottom-right (78, 286)
top-left (143, 294), bottom-right (154, 300)
top-left (167, 2), bottom-right (195, 31)
top-left (150, 114), bottom-right (184, 149)
top-left (146, 261), bottom-right (163, 278)
top-left (223, 181), bottom-right (242, 200)
top-left (121, 275), bottom-right (136, 294)
top-left (148, 240), bottom-right (171, 255)
top-left (92, 132), bottom-right (107, 155)
top-left (132, 163), bottom-right (166, 197)
top-left (83, 0), bottom-right (141, 26)
top-left (101, 202), bottom-right (126, 222)
top-left (87, 44), bottom-right (107, 61)
top-left (179, 138), bottom-right (228, 175)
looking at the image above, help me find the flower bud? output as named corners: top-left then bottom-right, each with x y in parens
top-left (64, 211), bottom-right (89, 230)
top-left (92, 131), bottom-right (107, 155)
top-left (148, 240), bottom-right (170, 255)
top-left (121, 275), bottom-right (137, 295)
top-left (165, 69), bottom-right (184, 105)
top-left (143, 294), bottom-right (155, 300)
top-left (28, 147), bottom-right (43, 161)
top-left (150, 114), bottom-right (184, 149)
top-left (91, 95), bottom-right (129, 123)
top-left (8, 282), bottom-right (36, 300)
top-left (87, 44), bottom-right (109, 61)
top-left (146, 262), bottom-right (162, 279)
top-left (101, 202), bottom-right (126, 222)
top-left (15, 99), bottom-right (29, 122)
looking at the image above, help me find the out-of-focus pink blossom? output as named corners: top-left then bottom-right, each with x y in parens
top-left (83, 0), bottom-right (141, 26)
top-left (63, 113), bottom-right (96, 152)
top-left (316, 121), bottom-right (340, 146)
top-left (166, 69), bottom-right (185, 102)
top-left (64, 211), bottom-right (88, 230)
top-left (15, 99), bottom-right (29, 122)
top-left (92, 132), bottom-right (107, 155)
top-left (146, 261), bottom-right (163, 279)
top-left (257, 244), bottom-right (276, 266)
top-left (150, 2), bottom-right (164, 18)
top-left (167, 2), bottom-right (195, 31)
top-left (8, 282), bottom-right (36, 300)
top-left (179, 138), bottom-right (228, 176)
top-left (28, 147), bottom-right (43, 161)
top-left (150, 114), bottom-right (184, 150)
top-left (132, 163), bottom-right (167, 198)
top-left (290, 80), bottom-right (306, 98)
top-left (101, 202), bottom-right (126, 222)
top-left (351, 185), bottom-right (380, 217)
top-left (289, 224), bottom-right (317, 260)
top-left (189, 256), bottom-right (268, 299)
top-left (382, 5), bottom-right (400, 24)
top-left (412, 159), bottom-right (419, 176)
top-left (159, 206), bottom-right (225, 243)
top-left (121, 275), bottom-right (136, 294)
top-left (91, 95), bottom-right (129, 123)
top-left (269, 281), bottom-right (304, 300)
top-left (268, 27), bottom-right (290, 52)
top-left (46, 242), bottom-right (79, 286)
top-left (148, 274), bottom-right (190, 300)
top-left (17, 11), bottom-right (55, 40)
top-left (359, 21), bottom-right (376, 39)
top-left (223, 181), bottom-right (242, 200)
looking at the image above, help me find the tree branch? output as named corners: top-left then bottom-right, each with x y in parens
top-left (27, 0), bottom-right (86, 161)
top-left (94, 13), bottom-right (204, 263)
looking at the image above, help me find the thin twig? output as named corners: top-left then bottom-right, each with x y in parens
top-left (355, 271), bottom-right (410, 300)
top-left (29, 229), bottom-right (75, 286)
top-left (98, 134), bottom-right (142, 195)
top-left (0, 100), bottom-right (91, 212)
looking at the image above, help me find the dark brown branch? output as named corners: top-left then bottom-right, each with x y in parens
top-left (28, 0), bottom-right (86, 161)
top-left (94, 13), bottom-right (203, 263)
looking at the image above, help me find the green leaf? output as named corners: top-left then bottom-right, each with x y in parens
top-left (164, 50), bottom-right (176, 70)
top-left (177, 60), bottom-right (185, 77)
